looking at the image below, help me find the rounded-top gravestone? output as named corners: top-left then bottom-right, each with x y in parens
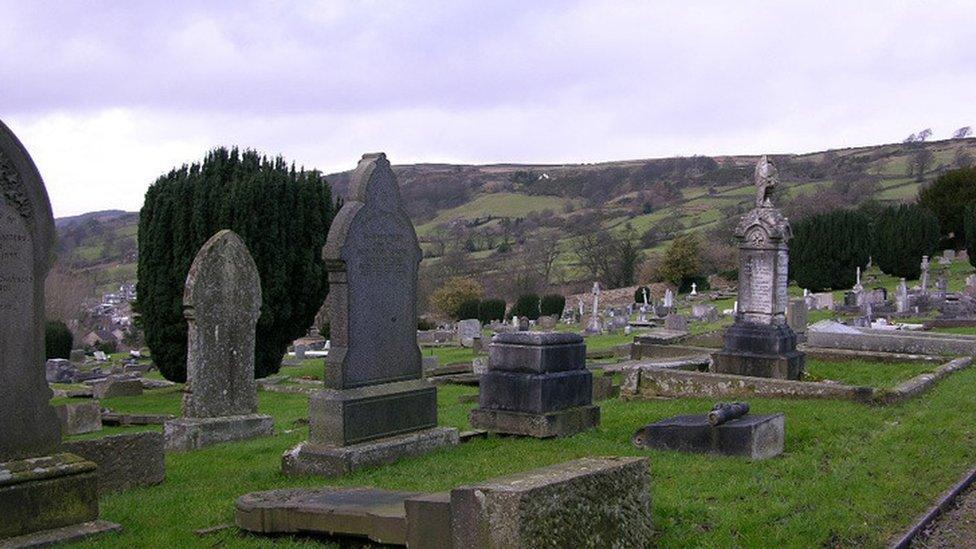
top-left (0, 120), bottom-right (60, 461)
top-left (182, 229), bottom-right (263, 418)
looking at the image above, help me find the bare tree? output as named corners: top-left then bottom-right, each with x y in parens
top-left (917, 128), bottom-right (933, 142)
top-left (45, 267), bottom-right (94, 322)
top-left (573, 226), bottom-right (643, 288)
top-left (907, 148), bottom-right (934, 181)
top-left (903, 133), bottom-right (918, 144)
top-left (953, 126), bottom-right (973, 139)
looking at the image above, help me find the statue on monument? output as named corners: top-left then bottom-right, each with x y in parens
top-left (754, 155), bottom-right (777, 208)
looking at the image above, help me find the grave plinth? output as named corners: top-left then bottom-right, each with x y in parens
top-left (469, 332), bottom-right (600, 438)
top-left (164, 230), bottom-right (274, 452)
top-left (633, 413), bottom-right (784, 459)
top-left (283, 154), bottom-right (458, 477)
top-left (0, 120), bottom-right (119, 545)
top-left (711, 157), bottom-right (805, 380)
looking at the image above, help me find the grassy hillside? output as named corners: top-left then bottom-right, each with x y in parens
top-left (53, 138), bottom-right (976, 308)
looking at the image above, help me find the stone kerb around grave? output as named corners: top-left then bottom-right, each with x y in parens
top-left (282, 153), bottom-right (458, 478)
top-left (0, 119), bottom-right (120, 544)
top-left (164, 229), bottom-right (274, 452)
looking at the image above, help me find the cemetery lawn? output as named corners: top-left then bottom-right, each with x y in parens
top-left (65, 365), bottom-right (976, 548)
top-left (804, 358), bottom-right (938, 388)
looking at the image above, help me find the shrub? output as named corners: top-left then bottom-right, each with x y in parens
top-left (874, 204), bottom-right (940, 279)
top-left (455, 298), bottom-right (481, 321)
top-left (429, 277), bottom-right (484, 320)
top-left (478, 299), bottom-right (507, 324)
top-left (510, 294), bottom-right (541, 320)
top-left (918, 166), bottom-right (976, 248)
top-left (417, 318), bottom-right (437, 331)
top-left (678, 275), bottom-right (710, 294)
top-left (791, 210), bottom-right (871, 291)
top-left (95, 341), bottom-right (117, 355)
top-left (660, 234), bottom-right (702, 286)
top-left (136, 147), bottom-right (335, 382)
top-left (540, 294), bottom-right (566, 317)
top-left (45, 321), bottom-right (73, 360)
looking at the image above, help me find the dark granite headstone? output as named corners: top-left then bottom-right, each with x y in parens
top-left (283, 153), bottom-right (458, 477)
top-left (0, 120), bottom-right (117, 543)
top-left (164, 230), bottom-right (273, 451)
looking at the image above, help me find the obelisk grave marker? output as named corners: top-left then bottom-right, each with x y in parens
top-left (282, 153), bottom-right (458, 477)
top-left (164, 230), bottom-right (274, 451)
top-left (0, 120), bottom-right (119, 543)
top-left (710, 156), bottom-right (805, 379)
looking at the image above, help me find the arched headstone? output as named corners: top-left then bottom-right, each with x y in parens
top-left (283, 153), bottom-right (458, 477)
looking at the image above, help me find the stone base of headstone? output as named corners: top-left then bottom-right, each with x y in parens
top-left (281, 427), bottom-right (460, 478)
top-left (632, 413), bottom-right (784, 459)
top-left (63, 432), bottom-right (165, 495)
top-left (163, 414), bottom-right (274, 452)
top-left (55, 402), bottom-right (103, 435)
top-left (0, 453), bottom-right (121, 542)
top-left (1, 520), bottom-right (122, 548)
top-left (710, 322), bottom-right (805, 380)
top-left (469, 405), bottom-right (601, 438)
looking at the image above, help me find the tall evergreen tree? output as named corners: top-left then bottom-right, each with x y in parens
top-left (136, 148), bottom-right (335, 382)
top-left (791, 210), bottom-right (871, 291)
top-left (873, 204), bottom-right (940, 279)
top-left (917, 166), bottom-right (976, 248)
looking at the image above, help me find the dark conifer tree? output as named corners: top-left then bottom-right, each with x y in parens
top-left (791, 210), bottom-right (871, 291)
top-left (874, 204), bottom-right (940, 279)
top-left (136, 148), bottom-right (335, 382)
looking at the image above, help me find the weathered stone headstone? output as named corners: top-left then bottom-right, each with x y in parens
top-left (92, 375), bottom-right (143, 399)
top-left (0, 120), bottom-right (119, 543)
top-left (538, 314), bottom-right (557, 330)
top-left (55, 402), bottom-right (102, 436)
top-left (896, 278), bottom-right (910, 312)
top-left (456, 319), bottom-right (481, 347)
top-left (584, 282), bottom-right (602, 334)
top-left (46, 358), bottom-right (77, 383)
top-left (786, 298), bottom-right (808, 335)
top-left (282, 153), bottom-right (458, 477)
top-left (63, 432), bottom-right (165, 496)
top-left (664, 313), bottom-right (688, 332)
top-left (164, 230), bottom-right (273, 452)
top-left (69, 349), bottom-right (86, 364)
top-left (711, 157), bottom-right (805, 379)
top-left (517, 316), bottom-right (530, 331)
top-left (920, 255), bottom-right (930, 294)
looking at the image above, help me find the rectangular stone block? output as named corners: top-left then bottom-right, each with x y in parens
top-left (451, 457), bottom-right (652, 549)
top-left (488, 334), bottom-right (586, 375)
top-left (164, 414), bottom-right (274, 452)
top-left (468, 405), bottom-right (600, 438)
top-left (309, 379), bottom-right (438, 446)
top-left (633, 413), bottom-right (785, 459)
top-left (56, 402), bottom-right (102, 436)
top-left (0, 453), bottom-right (99, 539)
top-left (282, 427), bottom-right (459, 478)
top-left (92, 377), bottom-right (143, 399)
top-left (405, 492), bottom-right (452, 549)
top-left (710, 350), bottom-right (805, 380)
top-left (478, 370), bottom-right (592, 414)
top-left (63, 432), bottom-right (165, 495)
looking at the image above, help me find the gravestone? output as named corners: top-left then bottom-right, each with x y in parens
top-left (282, 153), bottom-right (458, 477)
top-left (164, 230), bottom-right (273, 452)
top-left (786, 298), bottom-right (808, 336)
top-left (0, 120), bottom-right (119, 543)
top-left (69, 349), bottom-right (86, 364)
top-left (470, 332), bottom-right (599, 438)
top-left (46, 358), bottom-right (76, 383)
top-left (664, 313), bottom-right (688, 332)
top-left (584, 282), bottom-right (602, 334)
top-left (896, 278), bottom-right (910, 312)
top-left (920, 256), bottom-right (930, 294)
top-left (456, 319), bottom-right (481, 347)
top-left (55, 402), bottom-right (102, 436)
top-left (711, 157), bottom-right (805, 379)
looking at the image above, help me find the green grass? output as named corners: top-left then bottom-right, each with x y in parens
top-left (68, 364), bottom-right (976, 548)
top-left (424, 346), bottom-right (477, 365)
top-left (805, 359), bottom-right (937, 388)
top-left (416, 193), bottom-right (575, 235)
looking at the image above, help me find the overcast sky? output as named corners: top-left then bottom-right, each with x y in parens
top-left (2, 1), bottom-right (974, 217)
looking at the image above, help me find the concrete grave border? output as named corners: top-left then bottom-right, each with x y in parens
top-left (621, 357), bottom-right (971, 405)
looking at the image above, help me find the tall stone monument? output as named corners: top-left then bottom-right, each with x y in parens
top-left (0, 120), bottom-right (119, 543)
top-left (283, 153), bottom-right (459, 477)
top-left (164, 230), bottom-right (274, 451)
top-left (711, 156), bottom-right (805, 380)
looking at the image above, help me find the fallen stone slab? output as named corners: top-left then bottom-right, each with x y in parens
top-left (90, 377), bottom-right (144, 399)
top-left (236, 487), bottom-right (420, 545)
top-left (0, 520), bottom-right (121, 548)
top-left (236, 456), bottom-right (652, 549)
top-left (807, 321), bottom-right (976, 355)
top-left (55, 401), bottom-right (102, 435)
top-left (799, 346), bottom-right (943, 364)
top-left (632, 413), bottom-right (785, 459)
top-left (878, 357), bottom-right (971, 405)
top-left (62, 432), bottom-right (165, 495)
top-left (101, 411), bottom-right (174, 426)
top-left (165, 414), bottom-right (274, 452)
